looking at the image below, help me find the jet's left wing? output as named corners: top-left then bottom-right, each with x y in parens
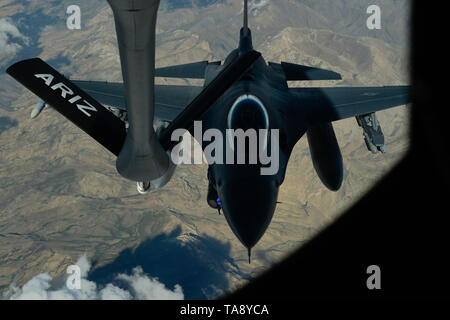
top-left (72, 80), bottom-right (203, 121)
top-left (290, 85), bottom-right (411, 124)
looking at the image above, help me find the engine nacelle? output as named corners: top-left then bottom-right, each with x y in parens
top-left (306, 122), bottom-right (343, 191)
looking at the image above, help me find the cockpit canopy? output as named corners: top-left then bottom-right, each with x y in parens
top-left (227, 94), bottom-right (269, 153)
top-left (227, 94), bottom-right (269, 131)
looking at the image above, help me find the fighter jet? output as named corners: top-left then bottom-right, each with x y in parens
top-left (7, 0), bottom-right (410, 262)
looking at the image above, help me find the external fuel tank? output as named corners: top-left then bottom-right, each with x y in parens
top-left (306, 122), bottom-right (343, 191)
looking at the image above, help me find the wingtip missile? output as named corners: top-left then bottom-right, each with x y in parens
top-left (30, 99), bottom-right (46, 119)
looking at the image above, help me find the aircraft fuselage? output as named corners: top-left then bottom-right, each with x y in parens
top-left (198, 30), bottom-right (310, 250)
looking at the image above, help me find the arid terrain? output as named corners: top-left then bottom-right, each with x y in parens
top-left (0, 0), bottom-right (410, 299)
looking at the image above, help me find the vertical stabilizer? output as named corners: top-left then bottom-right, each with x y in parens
top-left (239, 0), bottom-right (253, 54)
top-left (243, 0), bottom-right (248, 36)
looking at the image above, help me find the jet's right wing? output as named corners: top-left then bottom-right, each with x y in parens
top-left (5, 57), bottom-right (205, 155)
top-left (70, 80), bottom-right (126, 110)
top-left (72, 80), bottom-right (203, 121)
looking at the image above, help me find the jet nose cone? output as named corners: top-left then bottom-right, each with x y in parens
top-left (219, 179), bottom-right (278, 249)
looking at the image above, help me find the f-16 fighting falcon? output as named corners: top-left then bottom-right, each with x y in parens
top-left (7, 0), bottom-right (410, 262)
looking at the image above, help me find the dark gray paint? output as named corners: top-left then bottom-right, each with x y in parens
top-left (107, 0), bottom-right (169, 181)
top-left (56, 1), bottom-right (411, 252)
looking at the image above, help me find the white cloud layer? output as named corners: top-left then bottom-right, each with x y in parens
top-left (2, 254), bottom-right (184, 300)
top-left (0, 18), bottom-right (29, 61)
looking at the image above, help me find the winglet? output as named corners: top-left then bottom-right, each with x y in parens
top-left (6, 58), bottom-right (126, 156)
top-left (248, 247), bottom-right (251, 264)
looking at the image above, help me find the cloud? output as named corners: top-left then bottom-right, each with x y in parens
top-left (0, 18), bottom-right (29, 61)
top-left (249, 0), bottom-right (270, 17)
top-left (2, 254), bottom-right (184, 300)
top-left (236, 0), bottom-right (270, 19)
top-left (117, 267), bottom-right (184, 300)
